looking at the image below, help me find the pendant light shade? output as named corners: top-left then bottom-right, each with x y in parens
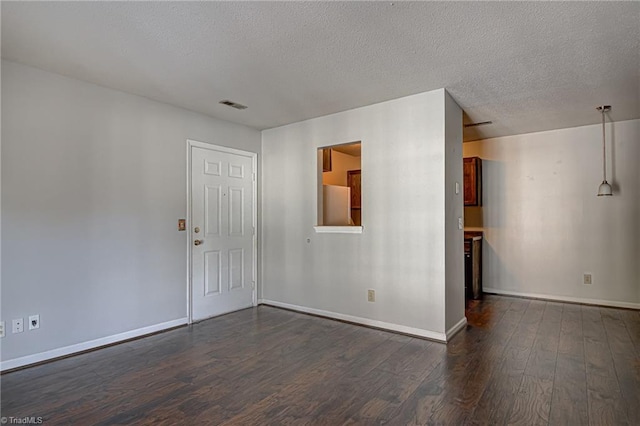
top-left (598, 181), bottom-right (612, 196)
top-left (596, 105), bottom-right (612, 196)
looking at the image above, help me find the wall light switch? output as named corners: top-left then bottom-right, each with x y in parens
top-left (455, 182), bottom-right (460, 194)
top-left (458, 217), bottom-right (463, 230)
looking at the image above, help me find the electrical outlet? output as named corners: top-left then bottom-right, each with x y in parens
top-left (12, 318), bottom-right (24, 334)
top-left (29, 314), bottom-right (40, 330)
top-left (367, 289), bottom-right (376, 302)
top-left (583, 273), bottom-right (592, 285)
top-left (0, 321), bottom-right (5, 338)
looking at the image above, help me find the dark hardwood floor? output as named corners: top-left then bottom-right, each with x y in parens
top-left (2, 295), bottom-right (639, 425)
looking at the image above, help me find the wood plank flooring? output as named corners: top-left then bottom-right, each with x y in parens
top-left (1, 295), bottom-right (638, 425)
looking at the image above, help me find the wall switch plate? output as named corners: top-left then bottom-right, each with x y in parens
top-left (458, 217), bottom-right (463, 230)
top-left (583, 273), bottom-right (592, 285)
top-left (12, 318), bottom-right (24, 333)
top-left (367, 289), bottom-right (376, 302)
top-left (455, 182), bottom-right (460, 194)
top-left (29, 314), bottom-right (40, 330)
top-left (0, 321), bottom-right (5, 338)
top-left (178, 219), bottom-right (186, 231)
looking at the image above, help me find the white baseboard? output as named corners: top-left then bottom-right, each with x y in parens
top-left (1, 318), bottom-right (188, 372)
top-left (259, 299), bottom-right (447, 342)
top-left (484, 288), bottom-right (640, 310)
top-left (446, 317), bottom-right (467, 341)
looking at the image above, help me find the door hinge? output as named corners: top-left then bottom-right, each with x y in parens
top-left (252, 281), bottom-right (256, 289)
top-left (252, 172), bottom-right (256, 182)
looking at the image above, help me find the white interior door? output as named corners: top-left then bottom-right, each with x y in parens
top-left (190, 143), bottom-right (255, 321)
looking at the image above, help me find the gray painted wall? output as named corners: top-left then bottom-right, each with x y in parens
top-left (261, 89), bottom-right (460, 338)
top-left (444, 92), bottom-right (465, 332)
top-left (1, 61), bottom-right (261, 362)
top-left (464, 119), bottom-right (640, 307)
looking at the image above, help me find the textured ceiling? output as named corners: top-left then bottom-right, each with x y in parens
top-left (2, 1), bottom-right (639, 141)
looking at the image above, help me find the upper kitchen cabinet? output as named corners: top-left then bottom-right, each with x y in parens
top-left (463, 157), bottom-right (482, 206)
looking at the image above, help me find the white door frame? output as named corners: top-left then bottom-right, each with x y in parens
top-left (186, 139), bottom-right (258, 324)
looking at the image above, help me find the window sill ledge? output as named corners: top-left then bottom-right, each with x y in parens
top-left (313, 226), bottom-right (363, 234)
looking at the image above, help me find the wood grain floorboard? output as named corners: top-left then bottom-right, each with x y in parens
top-left (507, 375), bottom-right (554, 426)
top-left (600, 308), bottom-right (640, 423)
top-left (548, 304), bottom-right (589, 426)
top-left (2, 297), bottom-right (638, 425)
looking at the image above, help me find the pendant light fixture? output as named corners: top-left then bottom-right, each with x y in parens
top-left (596, 105), bottom-right (612, 196)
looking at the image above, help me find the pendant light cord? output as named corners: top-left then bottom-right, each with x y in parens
top-left (601, 108), bottom-right (607, 182)
top-left (596, 105), bottom-right (612, 196)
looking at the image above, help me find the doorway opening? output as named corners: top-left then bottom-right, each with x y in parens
top-left (318, 142), bottom-right (361, 226)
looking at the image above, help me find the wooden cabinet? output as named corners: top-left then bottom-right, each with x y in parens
top-left (322, 148), bottom-right (332, 172)
top-left (463, 157), bottom-right (482, 206)
top-left (347, 170), bottom-right (361, 226)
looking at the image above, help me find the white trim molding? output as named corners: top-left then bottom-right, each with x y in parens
top-left (0, 318), bottom-right (188, 372)
top-left (446, 317), bottom-right (468, 341)
top-left (484, 288), bottom-right (640, 310)
top-left (259, 299), bottom-right (447, 342)
top-left (313, 226), bottom-right (363, 234)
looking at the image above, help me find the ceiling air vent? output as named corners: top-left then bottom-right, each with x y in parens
top-left (464, 121), bottom-right (492, 128)
top-left (219, 100), bottom-right (248, 110)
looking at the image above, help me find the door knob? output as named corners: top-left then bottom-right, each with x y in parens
top-left (194, 239), bottom-right (203, 246)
